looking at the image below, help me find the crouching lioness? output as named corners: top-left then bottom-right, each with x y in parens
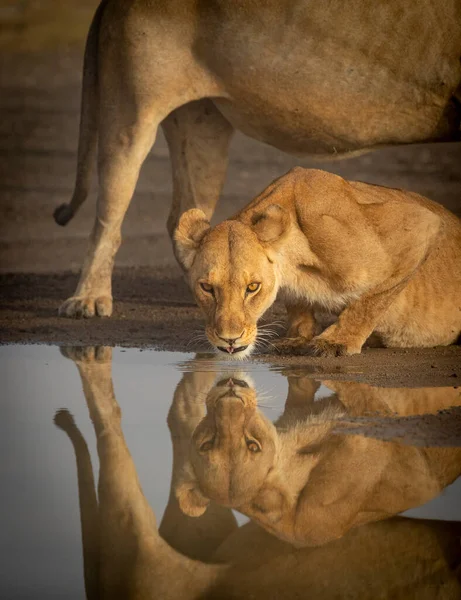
top-left (174, 168), bottom-right (461, 357)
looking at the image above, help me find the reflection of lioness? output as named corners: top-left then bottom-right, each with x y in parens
top-left (175, 168), bottom-right (461, 357)
top-left (56, 0), bottom-right (461, 318)
top-left (176, 374), bottom-right (461, 546)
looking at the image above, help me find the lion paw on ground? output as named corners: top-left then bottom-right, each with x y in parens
top-left (59, 296), bottom-right (113, 318)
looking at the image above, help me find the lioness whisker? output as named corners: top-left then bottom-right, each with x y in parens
top-left (258, 325), bottom-right (283, 334)
top-left (255, 337), bottom-right (279, 353)
top-left (257, 332), bottom-right (279, 340)
top-left (258, 326), bottom-right (283, 333)
top-left (259, 319), bottom-right (285, 327)
top-left (259, 392), bottom-right (277, 399)
top-left (185, 331), bottom-right (210, 350)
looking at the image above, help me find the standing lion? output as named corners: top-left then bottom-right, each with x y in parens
top-left (54, 0), bottom-right (461, 318)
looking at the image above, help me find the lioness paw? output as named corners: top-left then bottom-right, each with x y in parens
top-left (272, 336), bottom-right (311, 355)
top-left (307, 338), bottom-right (352, 357)
top-left (59, 296), bottom-right (113, 318)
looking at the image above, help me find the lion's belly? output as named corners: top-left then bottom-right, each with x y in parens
top-left (212, 74), bottom-right (457, 158)
top-left (213, 98), bottom-right (361, 156)
top-left (200, 1), bottom-right (461, 155)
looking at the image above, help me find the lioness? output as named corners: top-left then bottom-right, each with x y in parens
top-left (175, 168), bottom-right (461, 357)
top-left (55, 0), bottom-right (461, 318)
top-left (175, 372), bottom-right (461, 546)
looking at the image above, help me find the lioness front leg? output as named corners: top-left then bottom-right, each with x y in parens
top-left (307, 277), bottom-right (412, 357)
top-left (274, 301), bottom-right (318, 354)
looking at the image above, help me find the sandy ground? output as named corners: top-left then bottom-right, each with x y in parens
top-left (0, 3), bottom-right (460, 388)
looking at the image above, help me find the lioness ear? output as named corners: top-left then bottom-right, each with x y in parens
top-left (174, 209), bottom-right (211, 271)
top-left (176, 480), bottom-right (210, 517)
top-left (251, 204), bottom-right (289, 243)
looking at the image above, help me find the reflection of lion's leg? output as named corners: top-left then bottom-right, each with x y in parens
top-left (63, 347), bottom-right (220, 597)
top-left (61, 347), bottom-right (160, 594)
top-left (54, 409), bottom-right (100, 600)
top-left (78, 354), bottom-right (161, 594)
top-left (321, 380), bottom-right (395, 418)
top-left (160, 369), bottom-right (238, 561)
top-left (162, 101), bottom-right (234, 257)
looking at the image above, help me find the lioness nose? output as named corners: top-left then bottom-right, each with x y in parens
top-left (224, 338), bottom-right (238, 346)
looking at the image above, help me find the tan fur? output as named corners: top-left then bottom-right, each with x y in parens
top-left (175, 370), bottom-right (461, 546)
top-left (176, 168), bottom-right (461, 356)
top-left (178, 376), bottom-right (279, 511)
top-left (56, 348), bottom-right (461, 598)
top-left (55, 0), bottom-right (461, 317)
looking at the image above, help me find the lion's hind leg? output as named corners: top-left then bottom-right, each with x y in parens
top-left (58, 95), bottom-right (159, 318)
top-left (59, 346), bottom-right (159, 593)
top-left (162, 100), bottom-right (234, 255)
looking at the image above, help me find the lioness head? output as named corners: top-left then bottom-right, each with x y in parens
top-left (176, 376), bottom-right (278, 515)
top-left (174, 205), bottom-right (290, 357)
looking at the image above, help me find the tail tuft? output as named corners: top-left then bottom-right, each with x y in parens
top-left (54, 203), bottom-right (74, 226)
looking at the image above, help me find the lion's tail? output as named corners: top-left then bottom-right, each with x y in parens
top-left (53, 1), bottom-right (107, 226)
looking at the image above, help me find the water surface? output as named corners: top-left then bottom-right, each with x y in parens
top-left (1, 345), bottom-right (460, 599)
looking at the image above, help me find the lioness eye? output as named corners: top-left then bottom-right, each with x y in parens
top-left (200, 282), bottom-right (214, 294)
top-left (200, 440), bottom-right (213, 452)
top-left (246, 282), bottom-right (260, 294)
top-left (246, 440), bottom-right (261, 453)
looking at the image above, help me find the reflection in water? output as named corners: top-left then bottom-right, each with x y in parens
top-left (55, 347), bottom-right (461, 599)
top-left (175, 366), bottom-right (461, 546)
